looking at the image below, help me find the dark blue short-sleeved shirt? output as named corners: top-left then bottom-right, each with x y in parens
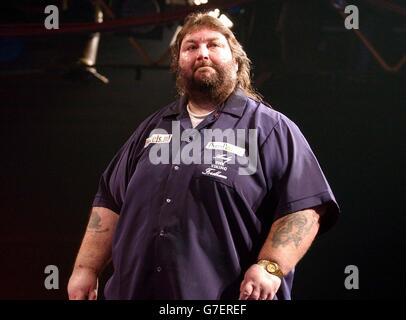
top-left (93, 89), bottom-right (339, 300)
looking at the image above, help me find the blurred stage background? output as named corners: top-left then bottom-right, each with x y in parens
top-left (0, 0), bottom-right (405, 299)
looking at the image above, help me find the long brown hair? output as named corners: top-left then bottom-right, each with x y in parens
top-left (170, 12), bottom-right (263, 102)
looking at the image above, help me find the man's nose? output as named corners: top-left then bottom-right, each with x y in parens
top-left (197, 45), bottom-right (209, 60)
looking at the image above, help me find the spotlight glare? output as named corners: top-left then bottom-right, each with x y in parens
top-left (208, 9), bottom-right (233, 28)
top-left (219, 14), bottom-right (233, 28)
top-left (208, 8), bottom-right (220, 18)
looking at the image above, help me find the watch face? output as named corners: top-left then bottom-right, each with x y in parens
top-left (266, 264), bottom-right (277, 273)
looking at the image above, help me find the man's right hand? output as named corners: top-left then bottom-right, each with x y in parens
top-left (67, 267), bottom-right (98, 300)
top-left (67, 207), bottom-right (119, 300)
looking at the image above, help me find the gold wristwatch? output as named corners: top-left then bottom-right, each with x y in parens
top-left (256, 259), bottom-right (284, 279)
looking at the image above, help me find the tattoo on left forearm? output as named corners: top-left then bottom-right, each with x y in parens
top-left (87, 210), bottom-right (109, 233)
top-left (271, 212), bottom-right (317, 248)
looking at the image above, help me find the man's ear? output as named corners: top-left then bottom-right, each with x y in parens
top-left (234, 61), bottom-right (239, 73)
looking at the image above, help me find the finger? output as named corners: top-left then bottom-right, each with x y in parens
top-left (259, 292), bottom-right (268, 300)
top-left (248, 286), bottom-right (261, 300)
top-left (88, 288), bottom-right (98, 300)
top-left (239, 282), bottom-right (253, 300)
top-left (70, 291), bottom-right (87, 300)
top-left (266, 292), bottom-right (274, 300)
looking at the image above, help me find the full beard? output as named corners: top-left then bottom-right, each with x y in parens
top-left (176, 62), bottom-right (237, 105)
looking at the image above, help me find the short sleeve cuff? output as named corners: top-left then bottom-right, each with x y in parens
top-left (275, 190), bottom-right (340, 234)
top-left (92, 195), bottom-right (120, 214)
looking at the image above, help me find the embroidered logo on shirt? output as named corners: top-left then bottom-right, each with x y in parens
top-left (144, 134), bottom-right (172, 148)
top-left (202, 168), bottom-right (228, 179)
top-left (201, 154), bottom-right (233, 180)
top-left (205, 142), bottom-right (245, 157)
top-left (213, 154), bottom-right (232, 165)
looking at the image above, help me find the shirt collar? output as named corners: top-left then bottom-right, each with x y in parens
top-left (162, 88), bottom-right (248, 119)
top-left (219, 87), bottom-right (248, 117)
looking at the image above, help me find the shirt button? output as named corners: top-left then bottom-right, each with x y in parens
top-left (156, 266), bottom-right (162, 272)
top-left (166, 198), bottom-right (171, 203)
top-left (174, 165), bottom-right (179, 171)
top-left (159, 230), bottom-right (165, 237)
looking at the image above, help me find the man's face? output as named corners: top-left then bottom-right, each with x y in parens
top-left (177, 28), bottom-right (238, 98)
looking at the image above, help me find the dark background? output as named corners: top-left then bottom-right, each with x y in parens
top-left (0, 0), bottom-right (405, 299)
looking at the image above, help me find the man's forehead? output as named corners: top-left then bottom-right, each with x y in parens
top-left (182, 28), bottom-right (227, 43)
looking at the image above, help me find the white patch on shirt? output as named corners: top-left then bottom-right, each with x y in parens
top-left (205, 142), bottom-right (245, 157)
top-left (144, 134), bottom-right (172, 148)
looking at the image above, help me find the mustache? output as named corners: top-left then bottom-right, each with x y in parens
top-left (193, 61), bottom-right (217, 72)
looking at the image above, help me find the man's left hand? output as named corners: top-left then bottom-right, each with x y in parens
top-left (239, 264), bottom-right (281, 300)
